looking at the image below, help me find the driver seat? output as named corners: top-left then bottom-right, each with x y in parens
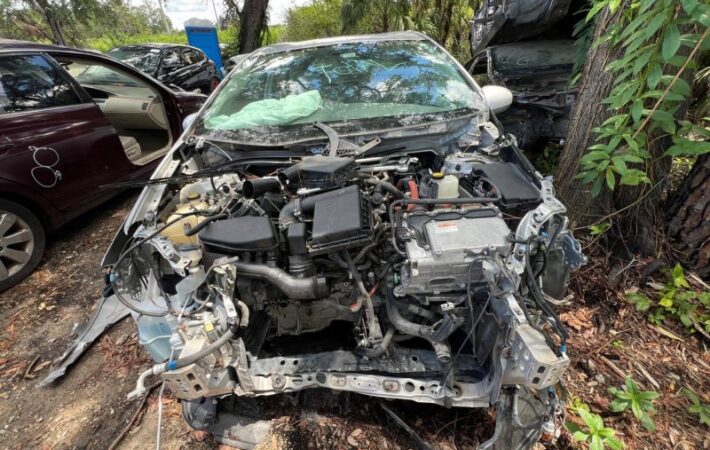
top-left (119, 135), bottom-right (142, 163)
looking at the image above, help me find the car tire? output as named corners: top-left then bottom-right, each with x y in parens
top-left (0, 199), bottom-right (46, 292)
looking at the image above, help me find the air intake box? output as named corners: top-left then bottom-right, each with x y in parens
top-left (308, 185), bottom-right (372, 255)
top-left (278, 156), bottom-right (356, 191)
top-left (198, 216), bottom-right (277, 254)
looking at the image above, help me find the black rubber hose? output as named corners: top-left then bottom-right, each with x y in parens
top-left (233, 261), bottom-right (329, 299)
top-left (385, 287), bottom-right (452, 363)
top-left (243, 177), bottom-right (282, 199)
top-left (355, 328), bottom-right (395, 358)
top-left (363, 178), bottom-right (404, 199)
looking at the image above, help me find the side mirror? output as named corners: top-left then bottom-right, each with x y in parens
top-left (481, 85), bottom-right (513, 114)
top-left (182, 112), bottom-right (198, 131)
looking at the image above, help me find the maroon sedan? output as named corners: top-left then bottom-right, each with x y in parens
top-left (0, 40), bottom-right (206, 291)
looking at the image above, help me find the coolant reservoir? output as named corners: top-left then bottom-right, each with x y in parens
top-left (160, 200), bottom-right (210, 245)
top-left (432, 172), bottom-right (459, 199)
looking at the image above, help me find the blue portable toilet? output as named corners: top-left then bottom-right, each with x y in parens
top-left (185, 24), bottom-right (224, 75)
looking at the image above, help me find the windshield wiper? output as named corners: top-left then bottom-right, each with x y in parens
top-left (313, 122), bottom-right (339, 157)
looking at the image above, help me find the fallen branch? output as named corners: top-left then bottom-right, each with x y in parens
top-left (23, 355), bottom-right (40, 380)
top-left (108, 381), bottom-right (163, 450)
top-left (633, 362), bottom-right (660, 390)
top-left (598, 355), bottom-right (627, 380)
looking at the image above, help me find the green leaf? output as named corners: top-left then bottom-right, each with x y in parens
top-left (647, 64), bottom-right (663, 89)
top-left (586, 1), bottom-right (609, 22)
top-left (617, 153), bottom-right (644, 163)
top-left (643, 14), bottom-right (667, 41)
top-left (682, 388), bottom-right (700, 405)
top-left (626, 292), bottom-right (652, 311)
top-left (650, 109), bottom-right (677, 134)
top-left (682, 0), bottom-right (699, 14)
top-left (598, 427), bottom-right (616, 439)
top-left (620, 169), bottom-right (650, 186)
top-left (582, 150), bottom-right (612, 164)
top-left (672, 263), bottom-right (690, 288)
top-left (639, 412), bottom-right (656, 432)
top-left (670, 77), bottom-right (691, 96)
top-left (612, 156), bottom-right (628, 173)
top-left (591, 176), bottom-right (604, 197)
top-left (606, 435), bottom-right (625, 450)
top-left (609, 399), bottom-right (629, 412)
top-left (590, 435), bottom-right (604, 450)
top-left (639, 391), bottom-right (660, 401)
top-left (609, 0), bottom-right (621, 12)
top-left (631, 100), bottom-right (643, 123)
top-left (606, 168), bottom-right (616, 190)
top-left (662, 24), bottom-right (682, 61)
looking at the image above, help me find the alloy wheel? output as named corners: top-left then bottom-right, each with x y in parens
top-left (0, 211), bottom-right (34, 281)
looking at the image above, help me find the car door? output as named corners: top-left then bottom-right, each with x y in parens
top-left (182, 48), bottom-right (211, 92)
top-left (158, 48), bottom-right (195, 91)
top-left (0, 52), bottom-right (128, 216)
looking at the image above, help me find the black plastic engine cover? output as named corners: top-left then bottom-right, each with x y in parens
top-left (468, 162), bottom-right (542, 209)
top-left (278, 156), bottom-right (356, 190)
top-left (308, 185), bottom-right (372, 254)
top-left (198, 216), bottom-right (277, 254)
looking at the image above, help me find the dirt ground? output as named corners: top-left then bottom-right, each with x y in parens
top-left (0, 193), bottom-right (707, 450)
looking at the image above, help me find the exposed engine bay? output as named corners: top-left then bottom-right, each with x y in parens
top-left (104, 119), bottom-right (585, 444)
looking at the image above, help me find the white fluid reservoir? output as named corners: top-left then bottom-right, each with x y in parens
top-left (432, 172), bottom-right (459, 198)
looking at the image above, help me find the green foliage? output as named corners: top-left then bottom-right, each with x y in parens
top-left (566, 406), bottom-right (624, 450)
top-left (590, 221), bottom-right (611, 236)
top-left (336, 0), bottom-right (475, 62)
top-left (282, 0), bottom-right (343, 42)
top-left (1, 0), bottom-right (171, 46)
top-left (575, 0), bottom-right (710, 196)
top-left (682, 388), bottom-right (710, 427)
top-left (625, 264), bottom-right (710, 333)
top-left (608, 377), bottom-right (659, 432)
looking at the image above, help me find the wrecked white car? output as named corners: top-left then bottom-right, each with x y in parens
top-left (53, 32), bottom-right (585, 449)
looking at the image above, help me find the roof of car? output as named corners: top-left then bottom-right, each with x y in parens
top-left (109, 43), bottom-right (197, 51)
top-left (0, 39), bottom-right (92, 53)
top-left (255, 31), bottom-right (431, 55)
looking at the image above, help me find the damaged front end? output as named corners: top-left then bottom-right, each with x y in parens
top-left (89, 34), bottom-right (586, 449)
top-left (101, 139), bottom-right (583, 448)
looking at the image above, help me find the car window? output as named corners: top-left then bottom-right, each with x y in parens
top-left (61, 57), bottom-right (151, 89)
top-left (162, 50), bottom-right (186, 72)
top-left (469, 55), bottom-right (491, 85)
top-left (183, 49), bottom-right (205, 65)
top-left (490, 42), bottom-right (574, 74)
top-left (106, 47), bottom-right (162, 74)
top-left (0, 54), bottom-right (81, 114)
top-left (199, 40), bottom-right (483, 134)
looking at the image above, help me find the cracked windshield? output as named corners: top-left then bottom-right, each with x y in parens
top-left (197, 39), bottom-right (483, 140)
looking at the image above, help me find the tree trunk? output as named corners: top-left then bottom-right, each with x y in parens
top-left (666, 154), bottom-right (710, 279)
top-left (555, 5), bottom-right (676, 258)
top-left (238, 0), bottom-right (269, 54)
top-left (31, 0), bottom-right (66, 45)
top-left (555, 7), bottom-right (620, 225)
top-left (440, 0), bottom-right (455, 45)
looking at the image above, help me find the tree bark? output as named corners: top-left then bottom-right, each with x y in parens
top-left (555, 7), bottom-right (620, 225)
top-left (555, 5), bottom-right (676, 258)
top-left (238, 0), bottom-right (269, 54)
top-left (666, 154), bottom-right (710, 279)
